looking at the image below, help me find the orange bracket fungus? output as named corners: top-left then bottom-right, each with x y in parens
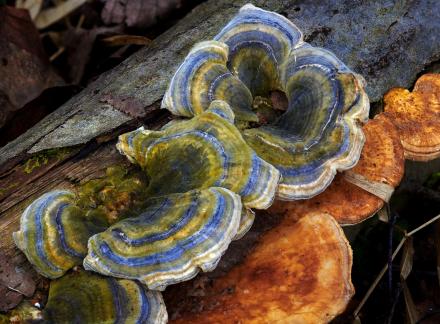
top-left (383, 73), bottom-right (440, 161)
top-left (166, 212), bottom-right (354, 323)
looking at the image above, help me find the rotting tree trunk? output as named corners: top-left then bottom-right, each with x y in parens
top-left (0, 0), bottom-right (439, 287)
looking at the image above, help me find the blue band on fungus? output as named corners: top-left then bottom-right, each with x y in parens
top-left (55, 202), bottom-right (84, 259)
top-left (109, 277), bottom-right (127, 322)
top-left (34, 192), bottom-right (63, 272)
top-left (110, 199), bottom-right (197, 246)
top-left (162, 41), bottom-right (257, 121)
top-left (94, 191), bottom-right (226, 266)
top-left (13, 190), bottom-right (107, 279)
top-left (84, 187), bottom-right (243, 290)
top-left (117, 101), bottom-right (280, 209)
top-left (215, 5), bottom-right (303, 50)
top-left (180, 51), bottom-right (226, 114)
top-left (43, 271), bottom-right (167, 324)
top-left (17, 8), bottom-right (368, 322)
top-left (160, 4), bottom-right (368, 200)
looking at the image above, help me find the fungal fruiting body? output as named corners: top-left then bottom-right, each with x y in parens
top-left (244, 46), bottom-right (368, 199)
top-left (166, 212), bottom-right (354, 323)
top-left (161, 41), bottom-right (257, 122)
top-left (270, 113), bottom-right (405, 225)
top-left (43, 270), bottom-right (167, 324)
top-left (161, 4), bottom-right (369, 200)
top-left (383, 73), bottom-right (440, 161)
top-left (117, 100), bottom-right (280, 210)
top-left (84, 187), bottom-right (242, 290)
top-left (13, 4), bottom-right (370, 323)
top-left (13, 190), bottom-right (107, 279)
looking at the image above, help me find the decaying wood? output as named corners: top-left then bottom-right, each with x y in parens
top-left (0, 110), bottom-right (169, 285)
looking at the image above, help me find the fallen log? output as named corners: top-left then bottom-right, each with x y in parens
top-left (0, 0), bottom-right (439, 311)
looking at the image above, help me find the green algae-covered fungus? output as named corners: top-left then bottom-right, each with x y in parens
top-left (43, 270), bottom-right (167, 323)
top-left (117, 100), bottom-right (280, 210)
top-left (161, 4), bottom-right (369, 200)
top-left (13, 4), bottom-right (371, 323)
top-left (84, 187), bottom-right (242, 290)
top-left (13, 190), bottom-right (107, 279)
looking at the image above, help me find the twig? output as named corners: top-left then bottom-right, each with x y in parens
top-left (407, 214), bottom-right (440, 236)
top-left (49, 46), bottom-right (65, 62)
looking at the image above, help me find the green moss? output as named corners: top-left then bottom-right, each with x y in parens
top-left (76, 165), bottom-right (150, 224)
top-left (0, 314), bottom-right (8, 324)
top-left (23, 148), bottom-right (71, 174)
top-left (7, 301), bottom-right (42, 323)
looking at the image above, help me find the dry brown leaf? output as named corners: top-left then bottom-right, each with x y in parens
top-left (102, 0), bottom-right (183, 28)
top-left (34, 0), bottom-right (87, 29)
top-left (377, 206), bottom-right (389, 223)
top-left (0, 253), bottom-right (36, 312)
top-left (101, 35), bottom-right (151, 46)
top-left (15, 0), bottom-right (43, 20)
top-left (402, 281), bottom-right (420, 324)
top-left (0, 6), bottom-right (64, 128)
top-left (63, 25), bottom-right (122, 84)
top-left (400, 237), bottom-right (414, 281)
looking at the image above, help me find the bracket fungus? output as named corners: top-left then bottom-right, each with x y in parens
top-left (383, 73), bottom-right (440, 161)
top-left (12, 4), bottom-right (376, 323)
top-left (271, 113), bottom-right (405, 225)
top-left (117, 100), bottom-right (280, 209)
top-left (13, 190), bottom-right (107, 279)
top-left (166, 212), bottom-right (354, 323)
top-left (43, 270), bottom-right (167, 323)
top-left (161, 4), bottom-right (369, 200)
top-left (84, 187), bottom-right (242, 290)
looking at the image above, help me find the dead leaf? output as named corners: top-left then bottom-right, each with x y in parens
top-left (102, 0), bottom-right (183, 28)
top-left (400, 236), bottom-right (414, 280)
top-left (0, 252), bottom-right (36, 312)
top-left (15, 0), bottom-right (43, 20)
top-left (402, 281), bottom-right (420, 324)
top-left (0, 6), bottom-right (64, 128)
top-left (377, 206), bottom-right (389, 223)
top-left (34, 0), bottom-right (87, 29)
top-left (63, 26), bottom-right (122, 84)
top-left (101, 35), bottom-right (151, 46)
